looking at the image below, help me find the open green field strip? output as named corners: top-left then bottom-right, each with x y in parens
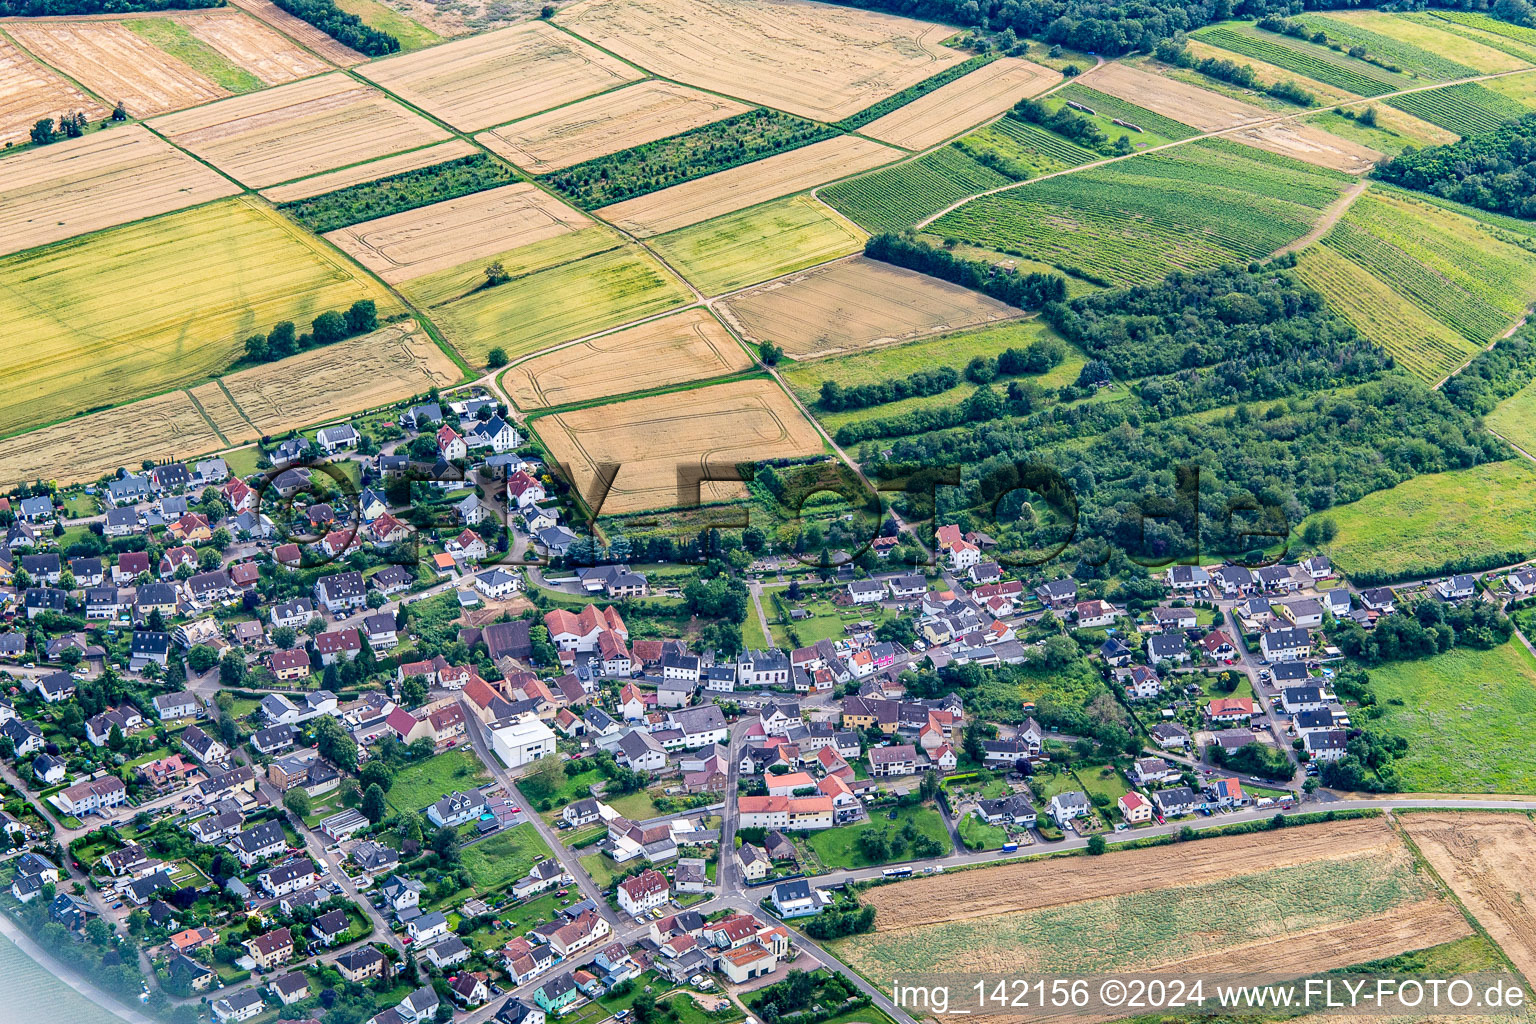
top-left (803, 803), bottom-right (948, 870)
top-left (332, 0), bottom-right (442, 49)
top-left (930, 139), bottom-right (1350, 286)
top-left (1429, 10), bottom-right (1536, 60)
top-left (962, 117), bottom-right (1099, 175)
top-left (384, 748), bottom-right (491, 815)
top-left (819, 144), bottom-right (1014, 234)
top-left (1294, 244), bottom-right (1482, 384)
top-left (1388, 82), bottom-right (1532, 137)
top-left (1194, 23), bottom-right (1411, 96)
top-left (280, 153), bottom-right (518, 233)
top-left (541, 109), bottom-right (837, 209)
top-left (836, 53), bottom-right (998, 131)
top-left (1368, 640), bottom-right (1536, 793)
top-left (0, 196), bottom-right (398, 439)
top-left (422, 243), bottom-right (692, 364)
top-left (1485, 379), bottom-right (1536, 454)
top-left (1056, 83), bottom-right (1199, 139)
top-left (1322, 190), bottom-right (1536, 346)
top-left (1303, 459), bottom-right (1536, 581)
top-left (781, 320), bottom-right (1081, 432)
top-left (1329, 12), bottom-right (1533, 73)
top-left (1292, 14), bottom-right (1480, 80)
top-left (833, 847), bottom-right (1441, 979)
top-left (124, 18), bottom-right (263, 92)
top-left (1304, 106), bottom-right (1453, 157)
top-left (1471, 67), bottom-right (1536, 110)
top-left (647, 195), bottom-right (865, 296)
top-left (460, 824), bottom-right (556, 891)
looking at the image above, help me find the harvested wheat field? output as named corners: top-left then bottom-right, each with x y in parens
top-left (218, 322), bottom-right (461, 434)
top-left (7, 19), bottom-right (226, 117)
top-left (0, 36), bottom-right (109, 146)
top-left (178, 10), bottom-right (332, 85)
top-left (556, 0), bottom-right (966, 122)
top-left (1230, 120), bottom-right (1381, 172)
top-left (324, 182), bottom-right (593, 283)
top-left (187, 380), bottom-right (257, 446)
top-left (595, 135), bottom-right (898, 237)
top-left (838, 817), bottom-right (1470, 1009)
top-left (503, 308), bottom-right (753, 410)
top-left (0, 390), bottom-right (222, 488)
top-left (258, 139), bottom-right (479, 202)
top-left (226, 0), bottom-right (364, 65)
top-left (862, 57), bottom-right (1060, 150)
top-left (477, 81), bottom-right (751, 174)
top-left (1078, 60), bottom-right (1267, 131)
top-left (865, 815), bottom-right (1399, 932)
top-left (536, 378), bottom-right (824, 514)
top-left (0, 125), bottom-right (240, 257)
top-left (149, 72), bottom-right (450, 187)
top-left (717, 256), bottom-right (1017, 358)
top-left (1401, 812), bottom-right (1536, 983)
top-left (356, 21), bottom-right (640, 132)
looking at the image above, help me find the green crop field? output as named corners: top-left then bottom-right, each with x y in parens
top-left (834, 848), bottom-right (1438, 979)
top-left (1477, 67), bottom-right (1536, 108)
top-left (931, 139), bottom-right (1350, 286)
top-left (648, 195), bottom-right (865, 295)
top-left (1429, 10), bottom-right (1536, 60)
top-left (1293, 14), bottom-right (1479, 80)
top-left (1302, 460), bottom-right (1536, 581)
top-left (781, 320), bottom-right (1082, 432)
top-left (1195, 24), bottom-right (1412, 96)
top-left (0, 196), bottom-right (399, 438)
top-left (332, 0), bottom-right (443, 49)
top-left (417, 242), bottom-right (691, 363)
top-left (1322, 190), bottom-right (1536, 346)
top-left (1486, 379), bottom-right (1536, 455)
top-left (1303, 108), bottom-right (1446, 157)
top-left (280, 153), bottom-right (518, 233)
top-left (1056, 84), bottom-right (1199, 140)
top-left (965, 117), bottom-right (1099, 171)
top-left (125, 18), bottom-right (263, 92)
top-left (1368, 640), bottom-right (1536, 793)
top-left (820, 144), bottom-right (1013, 234)
top-left (385, 748), bottom-right (492, 815)
top-left (1293, 244), bottom-right (1481, 384)
top-left (1388, 81), bottom-right (1531, 136)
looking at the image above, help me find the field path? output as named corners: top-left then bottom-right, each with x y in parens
top-left (1276, 178), bottom-right (1370, 256)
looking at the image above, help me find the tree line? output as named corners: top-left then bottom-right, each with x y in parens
top-left (271, 0), bottom-right (398, 55)
top-left (1374, 115), bottom-right (1536, 220)
top-left (1153, 36), bottom-right (1315, 105)
top-left (865, 233), bottom-right (1067, 309)
top-left (0, 0), bottom-right (218, 14)
top-left (242, 299), bottom-right (378, 364)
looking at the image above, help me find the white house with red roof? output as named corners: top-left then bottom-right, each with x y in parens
top-left (506, 470), bottom-right (546, 509)
top-left (544, 606), bottom-right (627, 652)
top-left (437, 425), bottom-right (466, 461)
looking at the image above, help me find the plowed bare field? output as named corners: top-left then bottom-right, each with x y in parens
top-left (1402, 812), bottom-right (1536, 984)
top-left (356, 21), bottom-right (641, 132)
top-left (717, 256), bottom-right (1017, 358)
top-left (555, 0), bottom-right (967, 121)
top-left (1229, 119), bottom-right (1382, 172)
top-left (259, 139), bottom-right (479, 201)
top-left (0, 37), bottom-right (108, 147)
top-left (863, 57), bottom-right (1060, 150)
top-left (595, 135), bottom-right (899, 237)
top-left (502, 308), bottom-right (752, 409)
top-left (226, 0), bottom-right (364, 65)
top-left (864, 816), bottom-right (1400, 931)
top-left (536, 378), bottom-right (824, 514)
top-left (0, 125), bottom-right (239, 257)
top-left (477, 80), bottom-right (751, 174)
top-left (324, 181), bottom-right (592, 283)
top-left (1079, 60), bottom-right (1267, 131)
top-left (0, 390), bottom-right (221, 488)
top-left (7, 19), bottom-right (225, 117)
top-left (148, 72), bottom-right (451, 187)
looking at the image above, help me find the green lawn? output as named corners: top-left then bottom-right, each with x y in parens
top-left (1367, 639), bottom-right (1536, 793)
top-left (1486, 378), bottom-right (1536, 456)
top-left (459, 824), bottom-right (556, 891)
top-left (803, 803), bottom-right (949, 871)
top-left (1075, 764), bottom-right (1133, 817)
top-left (464, 890), bottom-right (569, 950)
top-left (742, 610), bottom-right (771, 651)
top-left (769, 598), bottom-right (899, 646)
top-left (579, 852), bottom-right (617, 889)
top-left (604, 787), bottom-right (662, 821)
top-left (1302, 460), bottom-right (1536, 581)
top-left (536, 766), bottom-right (606, 820)
top-left (956, 813), bottom-right (1008, 851)
top-left (661, 994), bottom-right (746, 1024)
top-left (332, 0), bottom-right (442, 49)
top-left (385, 748), bottom-right (491, 816)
